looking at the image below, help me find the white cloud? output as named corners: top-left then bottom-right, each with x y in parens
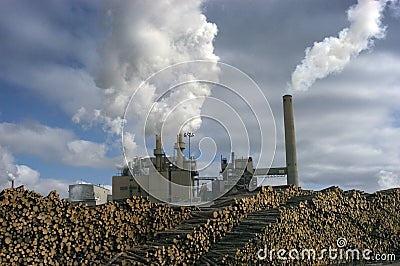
top-left (377, 170), bottom-right (400, 189)
top-left (0, 145), bottom-right (70, 198)
top-left (0, 122), bottom-right (118, 168)
top-left (16, 165), bottom-right (40, 186)
top-left (35, 178), bottom-right (71, 198)
top-left (64, 140), bottom-right (109, 167)
top-left (122, 132), bottom-right (142, 161)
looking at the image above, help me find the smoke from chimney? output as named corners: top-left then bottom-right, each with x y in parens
top-left (290, 0), bottom-right (394, 91)
top-left (89, 1), bottom-right (219, 137)
top-left (7, 172), bottom-right (15, 181)
top-left (0, 146), bottom-right (16, 186)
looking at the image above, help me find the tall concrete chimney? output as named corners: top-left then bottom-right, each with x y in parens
top-left (154, 134), bottom-right (163, 171)
top-left (283, 95), bottom-right (299, 186)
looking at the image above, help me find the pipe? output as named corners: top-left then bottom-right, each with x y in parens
top-left (283, 95), bottom-right (299, 186)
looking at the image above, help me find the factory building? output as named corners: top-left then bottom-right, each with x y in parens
top-left (113, 136), bottom-right (260, 203)
top-left (215, 94), bottom-right (299, 191)
top-left (68, 183), bottom-right (110, 206)
top-left (218, 153), bottom-right (255, 192)
top-left (112, 134), bottom-right (198, 203)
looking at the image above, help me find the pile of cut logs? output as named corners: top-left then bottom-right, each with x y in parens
top-left (0, 186), bottom-right (191, 265)
top-left (140, 185), bottom-right (313, 265)
top-left (226, 187), bottom-right (400, 266)
top-left (1, 184), bottom-right (399, 266)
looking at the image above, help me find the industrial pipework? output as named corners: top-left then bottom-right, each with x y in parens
top-left (283, 95), bottom-right (299, 186)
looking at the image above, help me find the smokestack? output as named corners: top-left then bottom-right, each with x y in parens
top-left (174, 133), bottom-right (186, 168)
top-left (154, 134), bottom-right (163, 171)
top-left (7, 172), bottom-right (15, 189)
top-left (283, 95), bottom-right (299, 186)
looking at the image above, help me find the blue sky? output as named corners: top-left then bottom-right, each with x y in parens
top-left (1, 0), bottom-right (400, 197)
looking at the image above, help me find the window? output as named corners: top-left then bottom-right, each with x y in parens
top-left (120, 186), bottom-right (128, 190)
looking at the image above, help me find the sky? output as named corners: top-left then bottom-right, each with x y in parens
top-left (0, 0), bottom-right (400, 198)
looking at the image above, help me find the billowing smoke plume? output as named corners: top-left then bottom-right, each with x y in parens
top-left (75, 1), bottom-right (219, 136)
top-left (291, 0), bottom-right (390, 91)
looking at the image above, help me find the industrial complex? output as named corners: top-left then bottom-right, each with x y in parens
top-left (68, 95), bottom-right (299, 205)
top-left (109, 95), bottom-right (299, 205)
top-left (68, 95), bottom-right (298, 205)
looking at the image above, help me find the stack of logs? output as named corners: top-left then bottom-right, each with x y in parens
top-left (1, 185), bottom-right (399, 266)
top-left (143, 185), bottom-right (313, 265)
top-left (226, 187), bottom-right (400, 265)
top-left (0, 186), bottom-right (192, 265)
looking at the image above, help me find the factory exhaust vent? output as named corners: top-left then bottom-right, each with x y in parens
top-left (283, 95), bottom-right (299, 186)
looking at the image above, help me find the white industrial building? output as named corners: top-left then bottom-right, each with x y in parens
top-left (68, 183), bottom-right (110, 206)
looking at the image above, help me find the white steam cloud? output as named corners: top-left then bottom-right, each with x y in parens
top-left (291, 0), bottom-right (391, 91)
top-left (0, 146), bottom-right (17, 185)
top-left (7, 173), bottom-right (15, 181)
top-left (377, 170), bottom-right (400, 189)
top-left (78, 1), bottom-right (220, 136)
top-left (0, 145), bottom-right (39, 189)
